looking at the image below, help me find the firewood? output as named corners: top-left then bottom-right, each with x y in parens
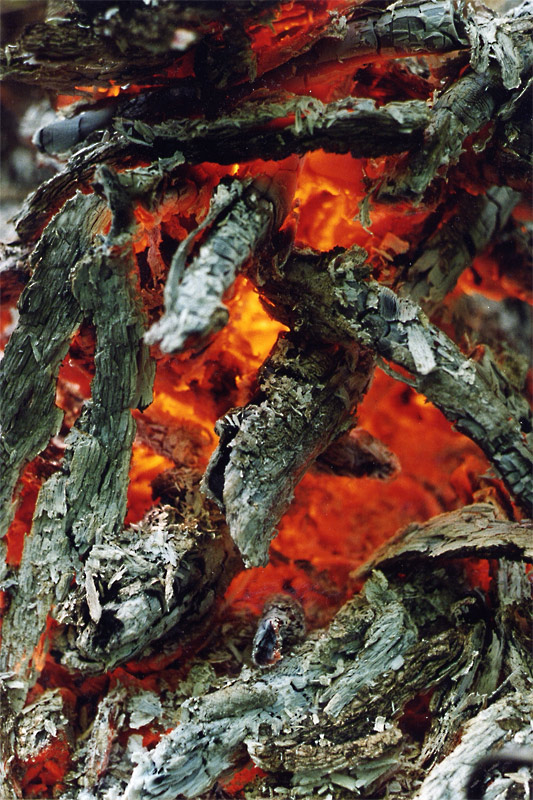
top-left (358, 503), bottom-right (533, 577)
top-left (202, 333), bottom-right (375, 566)
top-left (376, 3), bottom-right (533, 202)
top-left (144, 176), bottom-right (286, 354)
top-left (0, 192), bottom-right (105, 550)
top-left (120, 558), bottom-right (530, 800)
top-left (396, 186), bottom-right (520, 310)
top-left (253, 246), bottom-right (533, 512)
top-left (14, 93), bottom-right (431, 243)
top-left (0, 1), bottom-right (531, 797)
top-left (55, 495), bottom-right (241, 674)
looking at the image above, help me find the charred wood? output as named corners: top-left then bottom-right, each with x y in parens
top-left (254, 247), bottom-right (533, 513)
top-left (122, 563), bottom-right (529, 800)
top-left (14, 94), bottom-right (430, 243)
top-left (396, 186), bottom-right (520, 310)
top-left (314, 426), bottom-right (401, 481)
top-left (0, 192), bottom-right (104, 551)
top-left (145, 176), bottom-right (285, 354)
top-left (0, 166), bottom-right (154, 762)
top-left (376, 4), bottom-right (533, 202)
top-left (358, 503), bottom-right (533, 577)
top-left (55, 495), bottom-right (241, 674)
top-left (202, 333), bottom-right (375, 567)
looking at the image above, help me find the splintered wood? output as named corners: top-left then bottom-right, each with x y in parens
top-left (0, 1), bottom-right (532, 799)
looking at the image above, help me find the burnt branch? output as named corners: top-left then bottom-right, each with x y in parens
top-left (254, 246), bottom-right (533, 513)
top-left (145, 177), bottom-right (284, 353)
top-left (14, 94), bottom-right (430, 243)
top-left (122, 563), bottom-right (529, 800)
top-left (202, 333), bottom-right (375, 567)
top-left (0, 166), bottom-right (154, 751)
top-left (396, 186), bottom-right (520, 310)
top-left (0, 193), bottom-right (104, 553)
top-left (358, 503), bottom-right (533, 577)
top-left (314, 427), bottom-right (401, 481)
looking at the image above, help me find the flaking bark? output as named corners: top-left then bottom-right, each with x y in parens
top-left (0, 167), bottom-right (155, 780)
top-left (122, 563), bottom-right (529, 800)
top-left (0, 193), bottom-right (104, 555)
top-left (145, 178), bottom-right (279, 353)
top-left (253, 246), bottom-right (533, 512)
top-left (358, 503), bottom-right (533, 577)
top-left (55, 493), bottom-right (242, 674)
top-left (202, 333), bottom-right (375, 567)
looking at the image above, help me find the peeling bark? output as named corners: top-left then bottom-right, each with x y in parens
top-left (121, 563), bottom-right (530, 800)
top-left (358, 503), bottom-right (533, 576)
top-left (202, 333), bottom-right (375, 566)
top-left (254, 247), bottom-right (533, 512)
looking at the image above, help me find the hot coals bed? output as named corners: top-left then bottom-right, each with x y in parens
top-left (0, 2), bottom-right (532, 799)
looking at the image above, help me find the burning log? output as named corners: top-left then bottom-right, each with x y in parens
top-left (254, 246), bottom-right (533, 512)
top-left (1, 0), bottom-right (532, 797)
top-left (203, 333), bottom-right (375, 566)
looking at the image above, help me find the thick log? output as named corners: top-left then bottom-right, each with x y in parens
top-left (253, 246), bottom-right (533, 513)
top-left (202, 333), bottom-right (375, 566)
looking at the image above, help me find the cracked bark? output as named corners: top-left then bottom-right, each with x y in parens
top-left (202, 333), bottom-right (375, 567)
top-left (253, 246), bottom-right (533, 513)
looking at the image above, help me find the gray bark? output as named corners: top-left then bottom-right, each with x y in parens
top-left (253, 246), bottom-right (533, 512)
top-left (121, 560), bottom-right (531, 800)
top-left (14, 95), bottom-right (430, 243)
top-left (145, 178), bottom-right (279, 353)
top-left (397, 186), bottom-right (520, 310)
top-left (358, 503), bottom-right (533, 577)
top-left (202, 334), bottom-right (375, 566)
top-left (55, 494), bottom-right (242, 674)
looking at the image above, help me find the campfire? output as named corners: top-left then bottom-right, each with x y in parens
top-left (0, 1), bottom-right (532, 798)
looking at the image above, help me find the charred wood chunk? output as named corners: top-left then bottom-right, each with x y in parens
top-left (416, 695), bottom-right (533, 800)
top-left (123, 567), bottom-right (511, 800)
top-left (314, 427), bottom-right (400, 480)
top-left (252, 594), bottom-right (306, 667)
top-left (145, 177), bottom-right (282, 354)
top-left (116, 94), bottom-right (430, 164)
top-left (202, 333), bottom-right (375, 567)
top-left (255, 246), bottom-right (533, 513)
top-left (307, 0), bottom-right (469, 66)
top-left (56, 500), bottom-right (241, 674)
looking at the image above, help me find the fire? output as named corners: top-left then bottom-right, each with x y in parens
top-left (1, 1), bottom-right (528, 793)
